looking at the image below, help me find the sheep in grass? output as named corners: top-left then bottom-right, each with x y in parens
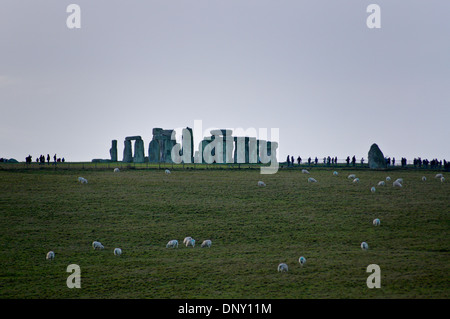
top-left (378, 181), bottom-right (385, 186)
top-left (441, 177), bottom-right (445, 183)
top-left (371, 187), bottom-right (376, 193)
top-left (258, 181), bottom-right (266, 187)
top-left (302, 169), bottom-right (310, 174)
top-left (278, 263), bottom-right (289, 272)
top-left (165, 169), bottom-right (171, 175)
top-left (353, 178), bottom-right (360, 184)
top-left (395, 178), bottom-right (403, 184)
top-left (92, 241), bottom-right (104, 250)
top-left (361, 242), bottom-right (369, 250)
top-left (201, 240), bottom-right (212, 248)
top-left (183, 237), bottom-right (192, 246)
top-left (435, 173), bottom-right (443, 179)
top-left (114, 168), bottom-right (120, 173)
top-left (348, 174), bottom-right (356, 180)
top-left (422, 176), bottom-right (427, 181)
top-left (114, 248), bottom-right (122, 256)
top-left (393, 180), bottom-right (403, 188)
top-left (186, 238), bottom-right (196, 248)
top-left (78, 177), bottom-right (88, 184)
top-left (386, 176), bottom-right (391, 182)
top-left (373, 218), bottom-right (381, 226)
top-left (166, 240), bottom-right (178, 248)
top-left (333, 171), bottom-right (338, 176)
top-left (308, 177), bottom-right (317, 183)
top-left (46, 251), bottom-right (55, 260)
top-left (299, 256), bottom-right (306, 266)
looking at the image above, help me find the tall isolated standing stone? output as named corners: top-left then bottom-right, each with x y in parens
top-left (110, 140), bottom-right (117, 162)
top-left (368, 143), bottom-right (387, 169)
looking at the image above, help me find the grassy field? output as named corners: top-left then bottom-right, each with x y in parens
top-left (0, 166), bottom-right (448, 299)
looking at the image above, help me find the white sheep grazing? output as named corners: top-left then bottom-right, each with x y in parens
top-left (308, 177), bottom-right (317, 183)
top-left (386, 176), bottom-right (391, 181)
top-left (92, 241), bottom-right (104, 250)
top-left (373, 218), bottom-right (380, 226)
top-left (422, 176), bottom-right (427, 181)
top-left (371, 187), bottom-right (376, 193)
top-left (302, 169), bottom-right (310, 174)
top-left (165, 169), bottom-right (171, 175)
top-left (78, 177), bottom-right (88, 184)
top-left (348, 174), bottom-right (356, 179)
top-left (361, 242), bottom-right (369, 250)
top-left (258, 181), bottom-right (266, 187)
top-left (186, 238), bottom-right (195, 248)
top-left (377, 181), bottom-right (385, 186)
top-left (333, 171), bottom-right (338, 176)
top-left (201, 240), bottom-right (212, 248)
top-left (114, 248), bottom-right (122, 256)
top-left (278, 263), bottom-right (289, 272)
top-left (298, 256), bottom-right (306, 266)
top-left (441, 177), bottom-right (445, 183)
top-left (393, 180), bottom-right (403, 188)
top-left (353, 178), bottom-right (360, 183)
top-left (114, 168), bottom-right (120, 173)
top-left (395, 178), bottom-right (403, 184)
top-left (166, 239), bottom-right (178, 248)
top-left (46, 251), bottom-right (55, 260)
top-left (435, 173), bottom-right (443, 179)
top-left (183, 237), bottom-right (192, 245)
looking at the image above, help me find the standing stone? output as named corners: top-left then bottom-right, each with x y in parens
top-left (134, 138), bottom-right (145, 163)
top-left (234, 136), bottom-right (248, 163)
top-left (123, 136), bottom-right (144, 163)
top-left (148, 139), bottom-right (160, 163)
top-left (248, 137), bottom-right (257, 163)
top-left (182, 127), bottom-right (194, 164)
top-left (149, 128), bottom-right (162, 163)
top-left (123, 140), bottom-right (132, 163)
top-left (202, 136), bottom-right (216, 164)
top-left (110, 140), bottom-right (117, 162)
top-left (259, 141), bottom-right (277, 164)
top-left (161, 130), bottom-right (176, 163)
top-left (210, 129), bottom-right (233, 164)
top-left (368, 143), bottom-right (387, 169)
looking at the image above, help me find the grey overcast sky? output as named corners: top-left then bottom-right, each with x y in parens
top-left (1, 0), bottom-right (449, 163)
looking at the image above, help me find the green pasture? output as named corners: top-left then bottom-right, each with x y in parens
top-left (0, 166), bottom-right (448, 298)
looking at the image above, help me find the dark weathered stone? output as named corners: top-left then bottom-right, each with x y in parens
top-left (125, 135), bottom-right (142, 141)
top-left (123, 139), bottom-right (132, 163)
top-left (368, 143), bottom-right (387, 169)
top-left (148, 139), bottom-right (160, 163)
top-left (210, 129), bottom-right (233, 164)
top-left (148, 128), bottom-right (177, 163)
top-left (109, 140), bottom-right (117, 162)
top-left (181, 127), bottom-right (194, 164)
top-left (134, 138), bottom-right (145, 163)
